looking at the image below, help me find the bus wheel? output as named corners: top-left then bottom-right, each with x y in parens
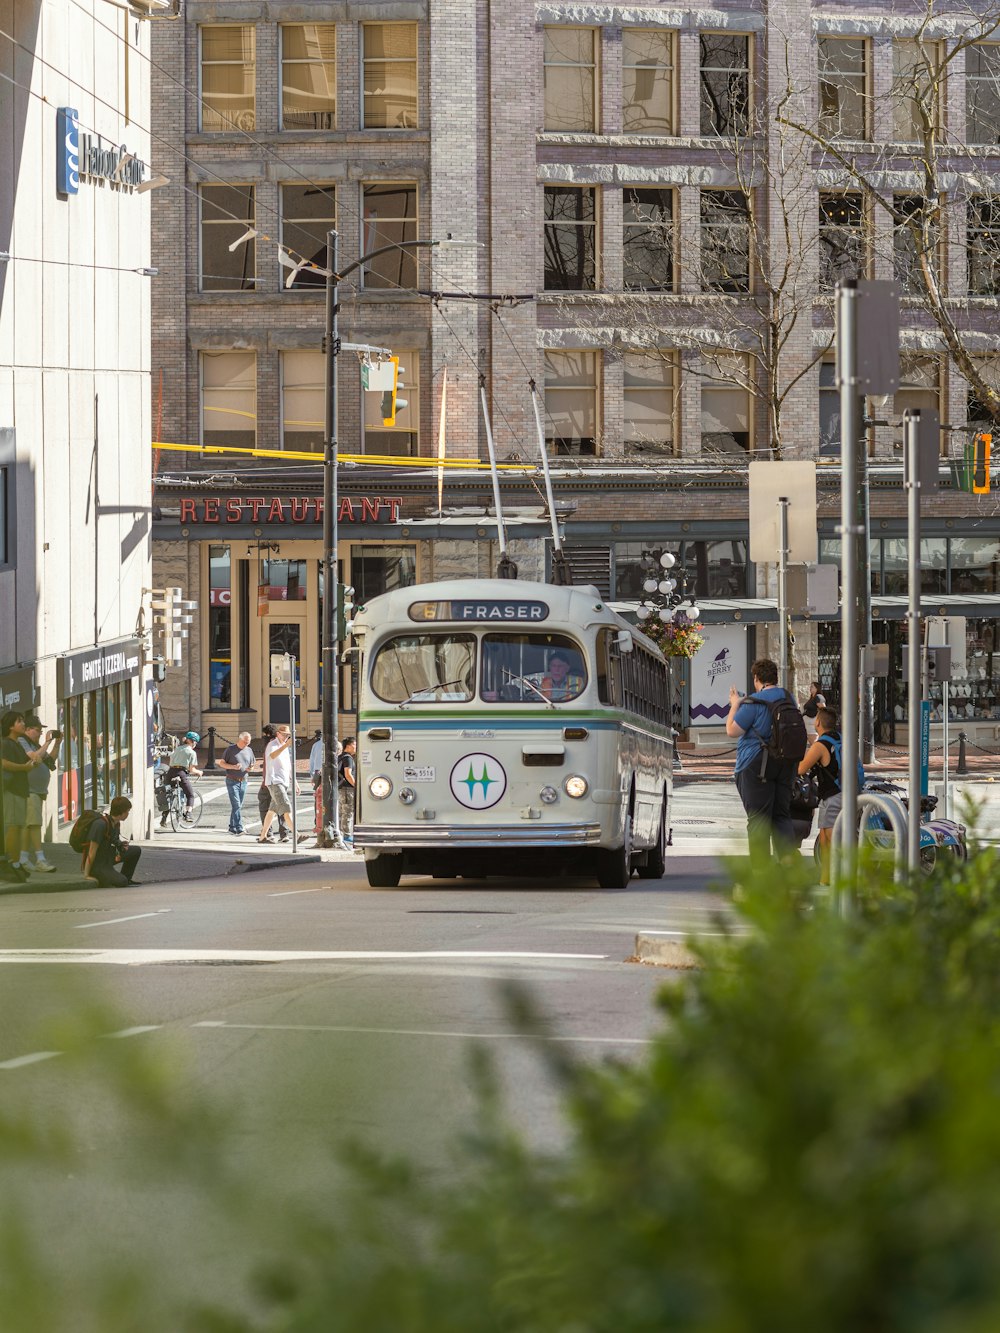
top-left (597, 816), bottom-right (634, 889)
top-left (366, 854), bottom-right (403, 889)
top-left (636, 804), bottom-right (666, 881)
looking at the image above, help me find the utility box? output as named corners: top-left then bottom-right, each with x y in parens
top-left (926, 615), bottom-right (967, 673)
top-left (860, 644), bottom-right (890, 678)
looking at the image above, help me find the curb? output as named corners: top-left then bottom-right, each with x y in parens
top-left (633, 932), bottom-right (703, 969)
top-left (0, 853), bottom-right (324, 897)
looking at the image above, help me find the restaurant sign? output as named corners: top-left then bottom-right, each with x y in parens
top-left (179, 496), bottom-right (402, 526)
top-left (57, 639), bottom-right (142, 700)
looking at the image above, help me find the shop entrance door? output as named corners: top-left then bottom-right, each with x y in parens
top-left (264, 617), bottom-right (306, 724)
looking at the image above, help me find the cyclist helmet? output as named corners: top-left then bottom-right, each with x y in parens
top-left (184, 730), bottom-right (201, 743)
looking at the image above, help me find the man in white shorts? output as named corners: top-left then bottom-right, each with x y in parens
top-left (258, 724), bottom-right (298, 843)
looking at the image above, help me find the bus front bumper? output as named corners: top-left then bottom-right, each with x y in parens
top-left (355, 821), bottom-right (603, 849)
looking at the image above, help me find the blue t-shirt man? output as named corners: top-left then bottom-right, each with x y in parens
top-left (732, 685), bottom-right (790, 774)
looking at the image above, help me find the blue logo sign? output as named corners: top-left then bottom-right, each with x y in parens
top-left (449, 753), bottom-right (507, 810)
top-left (56, 107), bottom-right (80, 197)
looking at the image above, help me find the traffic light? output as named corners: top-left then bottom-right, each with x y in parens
top-left (336, 583), bottom-right (356, 641)
top-left (149, 587), bottom-right (197, 666)
top-left (973, 432), bottom-right (992, 494)
top-left (379, 356), bottom-right (407, 427)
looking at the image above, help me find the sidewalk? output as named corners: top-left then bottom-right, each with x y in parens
top-left (675, 743), bottom-right (1000, 783)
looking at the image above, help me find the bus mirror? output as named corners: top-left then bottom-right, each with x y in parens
top-left (617, 630), bottom-right (634, 654)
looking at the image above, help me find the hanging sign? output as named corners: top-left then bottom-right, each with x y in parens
top-left (689, 625), bottom-right (747, 725)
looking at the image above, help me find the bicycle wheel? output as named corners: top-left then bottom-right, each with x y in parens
top-left (168, 791), bottom-right (182, 833)
top-left (186, 790), bottom-right (204, 829)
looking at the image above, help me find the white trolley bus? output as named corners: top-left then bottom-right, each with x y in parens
top-left (349, 579), bottom-right (674, 889)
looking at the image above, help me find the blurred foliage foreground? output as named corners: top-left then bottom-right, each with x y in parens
top-left (5, 848), bottom-right (1000, 1331)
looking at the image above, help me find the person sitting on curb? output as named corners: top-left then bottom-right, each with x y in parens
top-left (82, 797), bottom-right (142, 888)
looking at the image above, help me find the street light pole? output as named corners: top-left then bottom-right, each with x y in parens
top-left (319, 233), bottom-right (477, 847)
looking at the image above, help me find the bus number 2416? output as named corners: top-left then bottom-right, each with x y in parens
top-left (385, 749), bottom-right (416, 763)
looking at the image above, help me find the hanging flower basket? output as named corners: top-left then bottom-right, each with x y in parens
top-left (640, 618), bottom-right (705, 659)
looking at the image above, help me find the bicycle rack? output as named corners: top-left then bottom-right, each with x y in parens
top-left (831, 791), bottom-right (909, 903)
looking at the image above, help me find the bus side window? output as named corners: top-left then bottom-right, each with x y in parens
top-left (598, 629), bottom-right (623, 707)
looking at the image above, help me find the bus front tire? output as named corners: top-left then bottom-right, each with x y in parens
top-left (635, 804), bottom-right (666, 880)
top-left (366, 853), bottom-right (402, 888)
top-left (597, 816), bottom-right (634, 889)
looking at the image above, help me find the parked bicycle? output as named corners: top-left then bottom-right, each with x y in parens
top-left (155, 769), bottom-right (203, 832)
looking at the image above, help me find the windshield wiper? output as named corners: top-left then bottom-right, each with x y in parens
top-left (400, 678), bottom-right (469, 708)
top-left (501, 668), bottom-right (555, 709)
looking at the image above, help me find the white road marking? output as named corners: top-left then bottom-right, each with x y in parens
top-left (74, 910), bottom-right (172, 930)
top-left (103, 1026), bottom-right (162, 1039)
top-left (0, 948), bottom-right (608, 966)
top-left (636, 929), bottom-right (748, 938)
top-left (191, 1020), bottom-right (652, 1045)
top-left (267, 888), bottom-right (327, 897)
top-left (0, 1050), bottom-right (61, 1070)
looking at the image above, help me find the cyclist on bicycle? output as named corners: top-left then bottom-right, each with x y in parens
top-left (165, 731), bottom-right (203, 824)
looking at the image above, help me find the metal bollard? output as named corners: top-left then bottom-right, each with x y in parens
top-left (204, 726), bottom-right (219, 771)
top-left (956, 730), bottom-right (969, 776)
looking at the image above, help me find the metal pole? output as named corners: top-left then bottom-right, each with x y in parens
top-left (858, 423), bottom-right (876, 764)
top-left (287, 652), bottom-right (298, 853)
top-left (941, 621), bottom-right (951, 817)
top-left (836, 283), bottom-right (860, 883)
top-left (321, 230), bottom-right (343, 848)
top-left (905, 409), bottom-right (922, 874)
top-left (777, 496), bottom-right (789, 689)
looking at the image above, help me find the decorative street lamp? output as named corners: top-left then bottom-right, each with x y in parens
top-left (634, 549), bottom-right (701, 628)
top-left (319, 232), bottom-right (477, 848)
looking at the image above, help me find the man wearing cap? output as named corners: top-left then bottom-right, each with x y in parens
top-left (539, 649), bottom-right (585, 702)
top-left (18, 716), bottom-right (61, 873)
top-left (163, 731), bottom-right (202, 825)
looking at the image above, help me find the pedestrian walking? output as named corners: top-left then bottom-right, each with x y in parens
top-left (309, 733), bottom-right (324, 837)
top-left (256, 723), bottom-right (277, 837)
top-left (338, 736), bottom-right (357, 845)
top-left (18, 715), bottom-right (61, 872)
top-left (218, 730), bottom-right (254, 834)
top-left (259, 724), bottom-right (298, 843)
top-left (162, 731), bottom-right (202, 825)
top-left (725, 658), bottom-right (806, 865)
top-left (798, 707), bottom-right (865, 886)
top-left (1, 711), bottom-right (37, 877)
top-left (81, 796), bottom-right (142, 887)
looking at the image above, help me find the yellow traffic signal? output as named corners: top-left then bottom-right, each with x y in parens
top-left (973, 432), bottom-right (992, 494)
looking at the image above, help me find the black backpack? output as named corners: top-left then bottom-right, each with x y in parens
top-left (69, 809), bottom-right (105, 853)
top-left (748, 691), bottom-right (809, 769)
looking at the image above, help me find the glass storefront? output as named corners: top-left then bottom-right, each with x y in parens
top-left (57, 682), bottom-right (133, 824)
top-left (208, 544), bottom-right (232, 708)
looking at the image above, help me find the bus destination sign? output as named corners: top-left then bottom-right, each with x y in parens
top-left (409, 600), bottom-right (550, 624)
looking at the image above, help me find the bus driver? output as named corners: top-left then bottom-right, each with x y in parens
top-left (538, 649), bottom-right (584, 702)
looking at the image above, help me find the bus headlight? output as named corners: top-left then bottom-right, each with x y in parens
top-left (564, 775), bottom-right (588, 799)
top-left (398, 787), bottom-right (416, 805)
top-left (369, 776), bottom-right (393, 800)
top-left (539, 786), bottom-right (558, 804)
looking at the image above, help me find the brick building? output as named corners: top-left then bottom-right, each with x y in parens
top-left (150, 1), bottom-right (1000, 743)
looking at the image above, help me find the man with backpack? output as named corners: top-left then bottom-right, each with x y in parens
top-left (77, 797), bottom-right (141, 887)
top-left (726, 658), bottom-right (808, 864)
top-left (338, 737), bottom-right (357, 846)
top-left (798, 707), bottom-right (865, 886)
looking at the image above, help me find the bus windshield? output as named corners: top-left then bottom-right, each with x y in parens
top-left (370, 634), bottom-right (476, 703)
top-left (480, 633), bottom-right (587, 703)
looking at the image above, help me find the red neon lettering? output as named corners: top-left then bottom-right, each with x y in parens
top-left (338, 498), bottom-right (356, 522)
top-left (290, 498), bottom-right (310, 522)
top-left (314, 498), bottom-right (324, 521)
top-left (267, 498), bottom-right (286, 523)
top-left (248, 498), bottom-right (266, 521)
top-left (203, 498), bottom-right (220, 522)
top-left (385, 497), bottom-right (402, 522)
top-left (361, 497), bottom-right (380, 522)
top-left (180, 498), bottom-right (197, 524)
top-left (225, 498), bottom-right (243, 521)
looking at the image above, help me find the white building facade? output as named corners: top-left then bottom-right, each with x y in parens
top-left (1, 0), bottom-right (158, 839)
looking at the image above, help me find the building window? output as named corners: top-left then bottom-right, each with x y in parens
top-left (818, 37), bottom-right (868, 139)
top-left (819, 192), bottom-right (865, 289)
top-left (58, 685), bottom-right (133, 824)
top-left (701, 353), bottom-right (751, 454)
top-left (968, 357), bottom-right (1000, 434)
top-left (699, 33), bottom-right (749, 136)
top-left (819, 357), bottom-right (841, 456)
top-left (281, 24), bottom-right (336, 130)
top-left (892, 39), bottom-right (937, 142)
top-left (968, 197), bottom-right (1000, 297)
top-left (280, 183), bottom-right (335, 289)
top-left (362, 183), bottom-right (417, 288)
top-left (281, 351), bottom-right (325, 452)
top-left (362, 23), bottom-right (418, 129)
top-left (968, 42), bottom-right (1000, 144)
top-left (208, 545), bottom-right (232, 710)
top-left (624, 352), bottom-right (676, 456)
top-left (363, 350), bottom-right (419, 456)
top-left (894, 194), bottom-right (937, 296)
top-left (623, 187), bottom-right (675, 290)
top-left (622, 29), bottom-right (673, 135)
top-left (200, 185), bottom-right (255, 291)
top-left (351, 546), bottom-right (417, 602)
top-left (201, 351), bottom-right (256, 450)
top-left (200, 25), bottom-right (255, 133)
top-left (700, 190), bottom-right (750, 293)
top-left (545, 350), bottom-right (599, 455)
top-left (543, 27), bottom-right (597, 132)
top-left (894, 354), bottom-right (941, 453)
top-left (544, 186), bottom-right (597, 290)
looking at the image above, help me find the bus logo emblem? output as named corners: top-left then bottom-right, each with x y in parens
top-left (450, 753), bottom-right (507, 810)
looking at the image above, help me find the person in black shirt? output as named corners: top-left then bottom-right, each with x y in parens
top-left (82, 796), bottom-right (142, 887)
top-left (338, 737), bottom-right (357, 844)
top-left (2, 711), bottom-right (37, 874)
